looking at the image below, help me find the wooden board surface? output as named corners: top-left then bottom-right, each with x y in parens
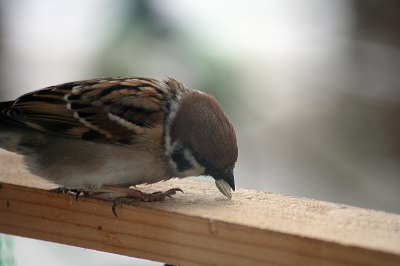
top-left (0, 149), bottom-right (399, 265)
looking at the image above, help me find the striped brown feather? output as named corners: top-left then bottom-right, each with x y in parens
top-left (0, 77), bottom-right (166, 144)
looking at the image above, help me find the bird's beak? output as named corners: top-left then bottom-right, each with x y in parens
top-left (214, 167), bottom-right (235, 199)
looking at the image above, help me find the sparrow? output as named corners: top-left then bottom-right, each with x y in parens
top-left (0, 77), bottom-right (238, 215)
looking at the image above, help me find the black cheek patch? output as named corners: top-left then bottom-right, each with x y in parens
top-left (172, 149), bottom-right (193, 172)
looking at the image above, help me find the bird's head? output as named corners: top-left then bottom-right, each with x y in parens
top-left (164, 87), bottom-right (238, 198)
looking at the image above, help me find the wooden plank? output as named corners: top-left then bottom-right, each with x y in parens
top-left (0, 149), bottom-right (399, 265)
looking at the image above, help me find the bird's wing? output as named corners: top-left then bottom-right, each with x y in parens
top-left (0, 77), bottom-right (166, 144)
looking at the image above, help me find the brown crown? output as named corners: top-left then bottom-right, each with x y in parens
top-left (169, 91), bottom-right (238, 170)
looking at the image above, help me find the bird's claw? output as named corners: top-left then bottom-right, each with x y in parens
top-left (112, 187), bottom-right (183, 217)
top-left (50, 187), bottom-right (88, 201)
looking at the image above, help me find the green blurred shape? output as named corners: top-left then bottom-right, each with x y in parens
top-left (0, 234), bottom-right (15, 266)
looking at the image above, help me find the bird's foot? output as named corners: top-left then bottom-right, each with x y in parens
top-left (112, 188), bottom-right (183, 217)
top-left (50, 187), bottom-right (88, 201)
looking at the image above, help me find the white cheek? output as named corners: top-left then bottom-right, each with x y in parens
top-left (178, 149), bottom-right (205, 177)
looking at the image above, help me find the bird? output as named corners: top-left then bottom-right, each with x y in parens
top-left (0, 76), bottom-right (238, 215)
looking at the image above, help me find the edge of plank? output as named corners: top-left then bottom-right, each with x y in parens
top-left (1, 149), bottom-right (400, 265)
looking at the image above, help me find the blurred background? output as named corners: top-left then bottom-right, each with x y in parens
top-left (0, 0), bottom-right (399, 265)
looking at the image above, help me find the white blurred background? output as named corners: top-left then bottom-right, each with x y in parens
top-left (0, 1), bottom-right (399, 265)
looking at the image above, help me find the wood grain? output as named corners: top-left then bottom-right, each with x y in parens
top-left (0, 149), bottom-right (399, 265)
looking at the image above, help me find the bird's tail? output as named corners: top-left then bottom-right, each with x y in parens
top-left (0, 100), bottom-right (13, 110)
top-left (0, 101), bottom-right (14, 126)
